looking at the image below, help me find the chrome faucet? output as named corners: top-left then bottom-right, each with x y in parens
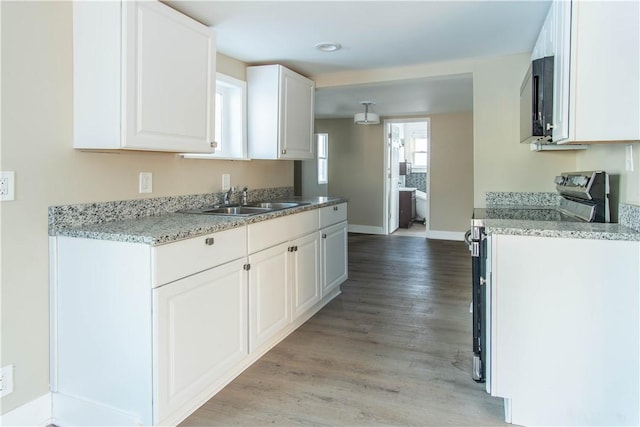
top-left (241, 187), bottom-right (248, 205)
top-left (224, 187), bottom-right (235, 205)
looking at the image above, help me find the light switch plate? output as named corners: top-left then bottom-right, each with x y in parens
top-left (0, 171), bottom-right (15, 201)
top-left (139, 172), bottom-right (152, 194)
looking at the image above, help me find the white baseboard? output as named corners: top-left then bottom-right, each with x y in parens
top-left (348, 224), bottom-right (385, 235)
top-left (51, 393), bottom-right (145, 426)
top-left (0, 393), bottom-right (52, 426)
top-left (426, 230), bottom-right (465, 241)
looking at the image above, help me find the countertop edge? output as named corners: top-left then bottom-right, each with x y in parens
top-left (484, 220), bottom-right (640, 241)
top-left (52, 198), bottom-right (347, 246)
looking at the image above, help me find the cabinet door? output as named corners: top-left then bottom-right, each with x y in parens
top-left (154, 259), bottom-right (247, 422)
top-left (551, 0), bottom-right (571, 142)
top-left (399, 191), bottom-right (411, 228)
top-left (124, 1), bottom-right (216, 152)
top-left (292, 233), bottom-right (321, 319)
top-left (279, 67), bottom-right (314, 159)
top-left (321, 221), bottom-right (348, 296)
top-left (248, 242), bottom-right (291, 352)
top-left (490, 235), bottom-right (640, 426)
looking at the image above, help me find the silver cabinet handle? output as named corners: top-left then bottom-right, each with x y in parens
top-left (205, 237), bottom-right (214, 245)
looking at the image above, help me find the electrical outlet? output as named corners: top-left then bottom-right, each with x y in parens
top-left (139, 172), bottom-right (152, 194)
top-left (222, 174), bottom-right (231, 191)
top-left (625, 145), bottom-right (634, 172)
top-left (0, 171), bottom-right (15, 201)
top-left (1, 365), bottom-right (14, 397)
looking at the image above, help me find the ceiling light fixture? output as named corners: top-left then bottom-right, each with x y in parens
top-left (354, 101), bottom-right (380, 125)
top-left (315, 42), bottom-right (342, 52)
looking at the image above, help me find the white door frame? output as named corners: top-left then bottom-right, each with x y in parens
top-left (383, 118), bottom-right (430, 235)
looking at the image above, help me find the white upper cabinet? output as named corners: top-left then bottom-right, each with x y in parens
top-left (247, 65), bottom-right (315, 160)
top-left (73, 1), bottom-right (217, 152)
top-left (532, 0), bottom-right (640, 144)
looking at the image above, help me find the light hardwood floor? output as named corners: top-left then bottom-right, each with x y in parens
top-left (180, 234), bottom-right (507, 426)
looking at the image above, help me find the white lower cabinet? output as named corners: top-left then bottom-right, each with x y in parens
top-left (50, 204), bottom-right (347, 426)
top-left (489, 234), bottom-right (640, 426)
top-left (319, 203), bottom-right (348, 296)
top-left (291, 232), bottom-right (321, 319)
top-left (320, 221), bottom-right (348, 296)
top-left (248, 231), bottom-right (321, 352)
top-left (248, 242), bottom-right (291, 352)
top-left (154, 258), bottom-right (248, 422)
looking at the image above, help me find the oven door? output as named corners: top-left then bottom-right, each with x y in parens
top-left (469, 228), bottom-right (486, 383)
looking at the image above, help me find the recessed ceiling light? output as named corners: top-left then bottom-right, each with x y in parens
top-left (315, 42), bottom-right (342, 52)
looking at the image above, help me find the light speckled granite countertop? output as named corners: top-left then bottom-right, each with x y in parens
top-left (52, 196), bottom-right (346, 246)
top-left (484, 217), bottom-right (640, 241)
top-left (479, 193), bottom-right (640, 241)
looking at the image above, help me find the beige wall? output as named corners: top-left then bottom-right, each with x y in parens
top-left (316, 113), bottom-right (473, 234)
top-left (0, 1), bottom-right (292, 414)
top-left (314, 54), bottom-right (578, 208)
top-left (576, 143), bottom-right (640, 219)
top-left (315, 119), bottom-right (384, 227)
top-left (429, 112), bottom-right (474, 232)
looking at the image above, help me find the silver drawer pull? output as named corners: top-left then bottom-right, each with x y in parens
top-left (205, 237), bottom-right (215, 246)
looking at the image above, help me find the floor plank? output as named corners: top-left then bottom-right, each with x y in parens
top-left (180, 234), bottom-right (507, 426)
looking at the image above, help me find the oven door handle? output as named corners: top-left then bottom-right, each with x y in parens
top-left (464, 229), bottom-right (472, 248)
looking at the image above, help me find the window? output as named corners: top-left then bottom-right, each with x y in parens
top-left (181, 73), bottom-right (247, 159)
top-left (412, 137), bottom-right (428, 169)
top-left (317, 133), bottom-right (328, 184)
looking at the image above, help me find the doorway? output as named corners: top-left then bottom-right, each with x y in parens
top-left (384, 118), bottom-right (430, 236)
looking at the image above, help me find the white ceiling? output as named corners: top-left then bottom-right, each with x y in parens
top-left (165, 1), bottom-right (550, 118)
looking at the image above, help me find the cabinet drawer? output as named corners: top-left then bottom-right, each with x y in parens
top-left (319, 203), bottom-right (347, 228)
top-left (152, 226), bottom-right (247, 287)
top-left (248, 210), bottom-right (318, 254)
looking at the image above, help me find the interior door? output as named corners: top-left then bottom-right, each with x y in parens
top-left (388, 124), bottom-right (401, 233)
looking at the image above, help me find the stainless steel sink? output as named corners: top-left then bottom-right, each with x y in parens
top-left (204, 206), bottom-right (273, 215)
top-left (247, 202), bottom-right (307, 209)
top-left (179, 201), bottom-right (310, 216)
top-left (179, 205), bottom-right (272, 216)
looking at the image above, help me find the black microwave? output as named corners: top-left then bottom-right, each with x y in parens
top-left (520, 56), bottom-right (554, 143)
